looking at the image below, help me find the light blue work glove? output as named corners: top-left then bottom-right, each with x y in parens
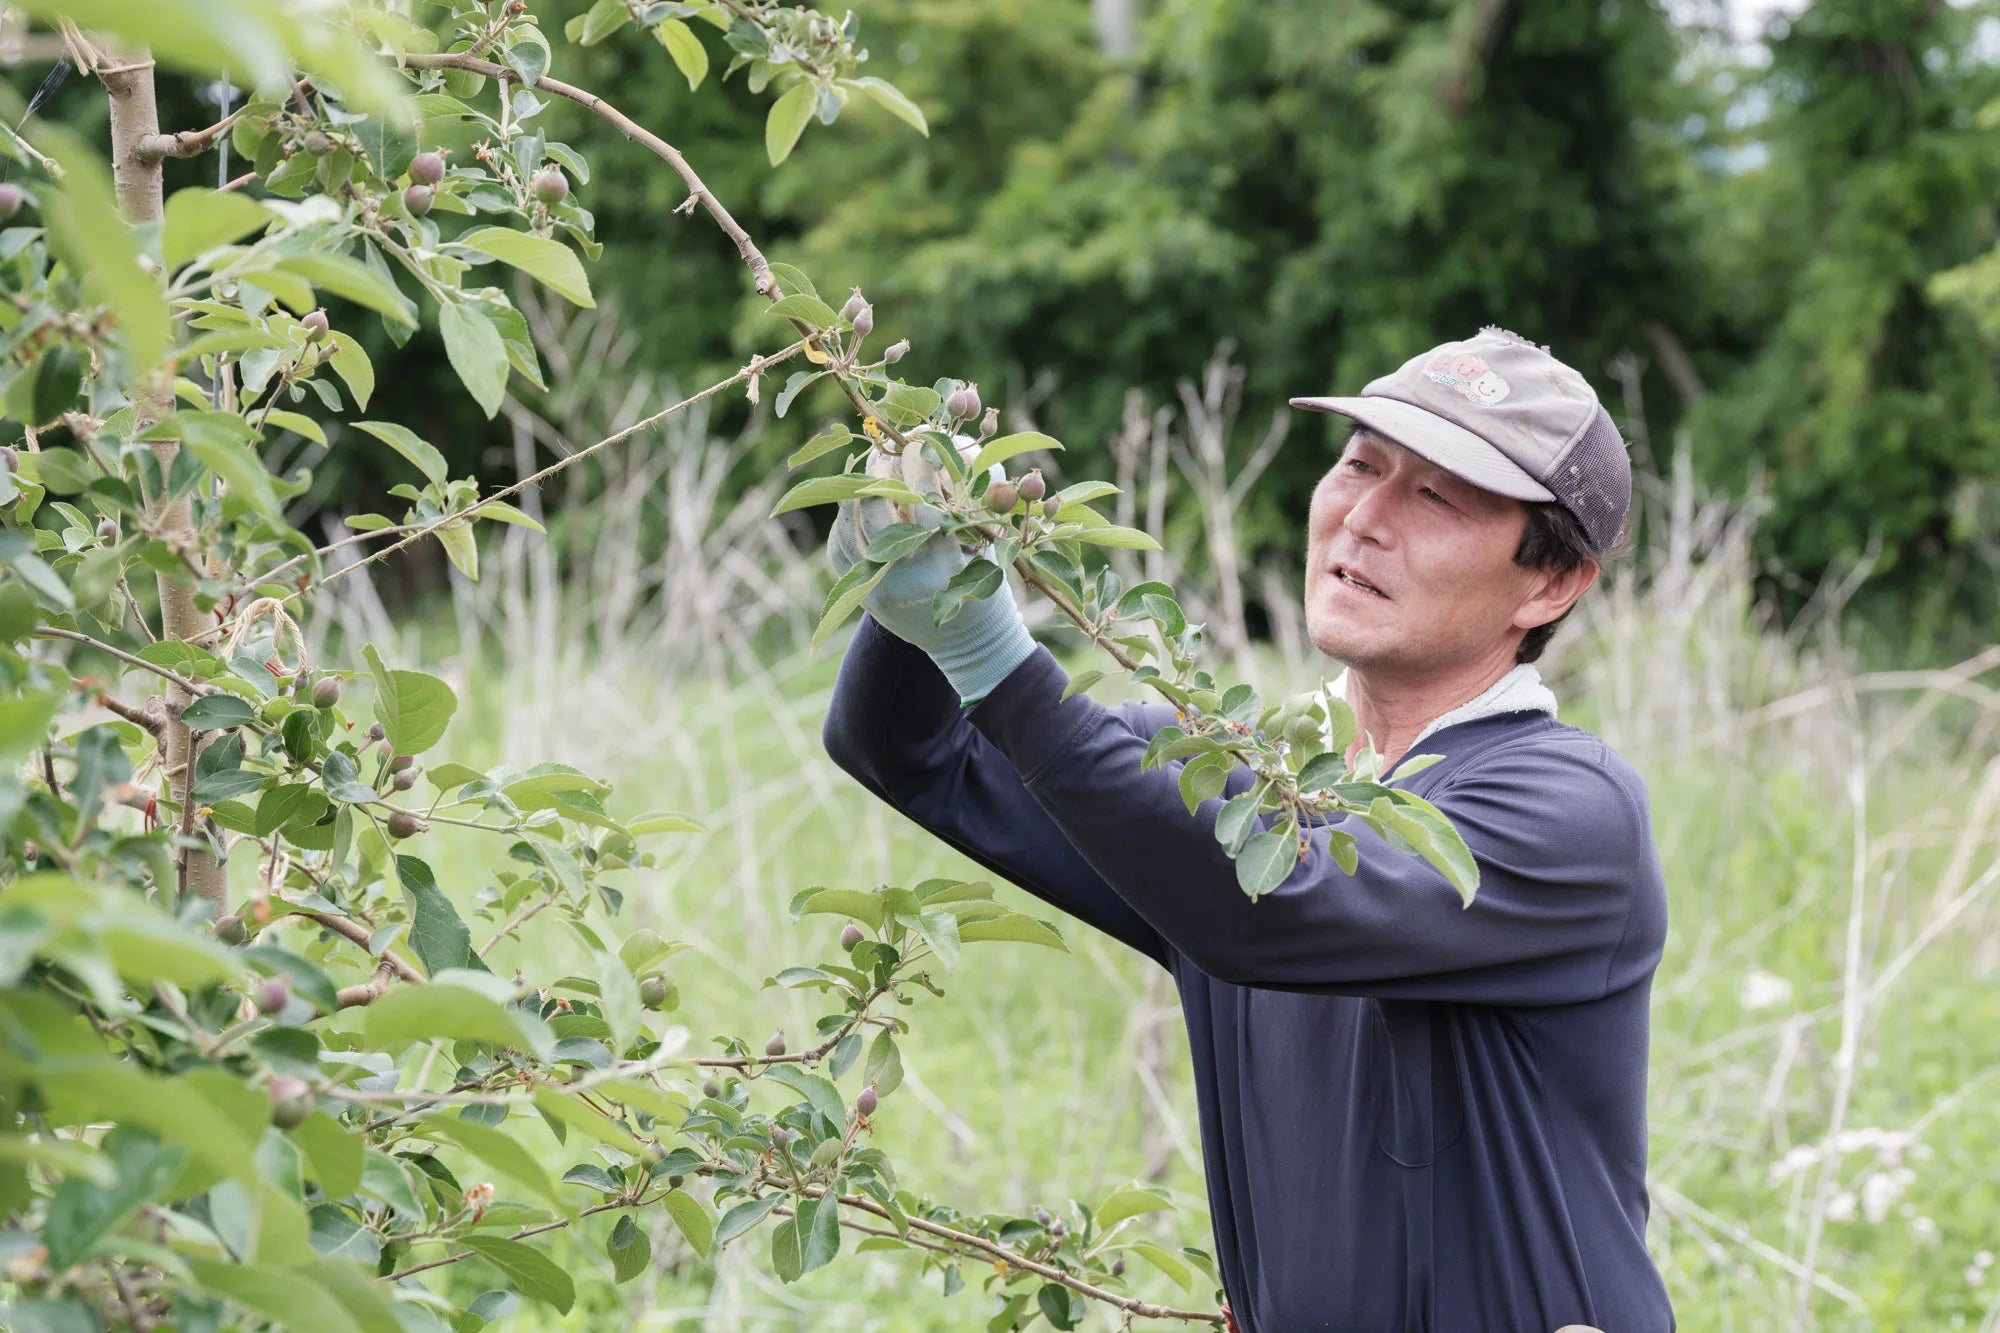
top-left (824, 445), bottom-right (1037, 706)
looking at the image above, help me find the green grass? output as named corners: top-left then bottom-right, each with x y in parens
top-left (364, 582), bottom-right (2000, 1331)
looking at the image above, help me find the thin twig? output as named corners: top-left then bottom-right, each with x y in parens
top-left (34, 626), bottom-right (213, 697)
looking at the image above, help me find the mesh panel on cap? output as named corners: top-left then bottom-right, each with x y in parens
top-left (1545, 405), bottom-right (1630, 556)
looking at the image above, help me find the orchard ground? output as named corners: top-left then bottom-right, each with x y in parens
top-left (381, 505), bottom-right (2000, 1331)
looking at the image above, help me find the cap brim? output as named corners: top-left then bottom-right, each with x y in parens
top-left (1289, 394), bottom-right (1556, 502)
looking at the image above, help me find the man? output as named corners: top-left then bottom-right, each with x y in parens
top-left (820, 328), bottom-right (1674, 1332)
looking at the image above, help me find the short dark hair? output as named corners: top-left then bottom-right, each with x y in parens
top-left (1511, 501), bottom-right (1596, 664)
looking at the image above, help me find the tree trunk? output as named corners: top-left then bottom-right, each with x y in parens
top-left (100, 49), bottom-right (227, 910)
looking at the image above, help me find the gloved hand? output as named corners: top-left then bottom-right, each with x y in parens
top-left (824, 438), bottom-right (1037, 706)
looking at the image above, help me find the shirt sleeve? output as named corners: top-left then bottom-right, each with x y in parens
top-left (965, 644), bottom-right (1658, 1005)
top-left (820, 614), bottom-right (1175, 968)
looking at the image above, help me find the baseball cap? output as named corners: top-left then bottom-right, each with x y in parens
top-left (1289, 326), bottom-right (1631, 557)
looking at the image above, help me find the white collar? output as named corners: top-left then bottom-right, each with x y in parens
top-left (1321, 663), bottom-right (1558, 755)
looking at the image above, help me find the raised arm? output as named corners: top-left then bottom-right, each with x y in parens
top-left (822, 614), bottom-right (1176, 968)
top-left (964, 645), bottom-right (1666, 1005)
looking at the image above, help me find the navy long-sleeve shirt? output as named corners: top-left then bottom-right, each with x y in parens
top-left (822, 614), bottom-right (1675, 1332)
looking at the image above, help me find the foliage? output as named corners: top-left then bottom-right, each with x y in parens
top-left (0, 0), bottom-right (1475, 1328)
top-left (1684, 0), bottom-right (2000, 640)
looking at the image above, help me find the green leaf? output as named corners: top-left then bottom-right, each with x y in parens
top-left (813, 559), bottom-right (893, 651)
top-left (765, 83), bottom-right (815, 166)
top-left (608, 1213), bottom-right (651, 1281)
top-left (462, 1235), bottom-right (576, 1313)
top-left (1371, 794), bottom-right (1480, 904)
top-left (594, 947), bottom-right (643, 1053)
top-left (1213, 789), bottom-right (1262, 855)
top-left (1132, 1241), bottom-right (1194, 1292)
top-left (1075, 524), bottom-right (1163, 551)
top-left (179, 693), bottom-right (257, 731)
top-left (846, 76), bottom-right (928, 136)
top-left (96, 915), bottom-right (245, 990)
top-left (931, 557), bottom-right (1004, 627)
top-left (771, 472), bottom-right (877, 517)
top-left (363, 644), bottom-right (457, 754)
top-left (956, 914), bottom-right (1068, 951)
top-left (364, 969), bottom-right (553, 1058)
top-left (326, 332), bottom-right (374, 410)
top-left (655, 19), bottom-right (709, 89)
top-left (798, 1192), bottom-right (841, 1274)
top-left (162, 188), bottom-right (271, 270)
top-left (765, 262), bottom-right (817, 301)
top-left (39, 125), bottom-right (169, 375)
top-left (399, 855), bottom-right (471, 975)
top-left (1060, 669), bottom-right (1105, 702)
top-left (1296, 751), bottom-right (1348, 793)
top-left (351, 420), bottom-right (447, 486)
top-left (479, 500), bottom-right (544, 531)
top-left (275, 250), bottom-right (416, 328)
top-left (627, 811), bottom-right (706, 836)
top-left (439, 300), bottom-right (510, 418)
top-left (786, 426), bottom-right (854, 469)
top-left (716, 1194), bottom-right (781, 1245)
top-left (968, 431), bottom-right (1062, 477)
top-left (186, 1261), bottom-right (365, 1333)
top-left (318, 750), bottom-right (378, 804)
top-left (767, 293), bottom-right (839, 327)
top-left (864, 522), bottom-right (943, 564)
top-left (1037, 1283), bottom-right (1080, 1330)
top-left (770, 1213), bottom-right (803, 1282)
top-left (662, 1188), bottom-right (715, 1258)
top-left (910, 907), bottom-right (961, 971)
top-left (1095, 1185), bottom-right (1173, 1231)
top-left (156, 411), bottom-right (283, 520)
top-left (790, 887), bottom-right (884, 929)
top-left (420, 1116), bottom-right (567, 1215)
top-left (291, 1111), bottom-right (363, 1198)
top-left (1234, 827), bottom-right (1296, 899)
top-left (763, 1064), bottom-right (846, 1130)
top-left (1177, 750), bottom-right (1235, 815)
top-left (863, 1028), bottom-right (904, 1097)
top-left (453, 226), bottom-right (594, 308)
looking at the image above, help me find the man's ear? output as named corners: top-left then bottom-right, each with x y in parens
top-left (1513, 557), bottom-right (1600, 633)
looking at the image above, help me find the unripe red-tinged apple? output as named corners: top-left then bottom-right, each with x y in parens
top-left (303, 130), bottom-right (332, 157)
top-left (386, 811), bottom-right (427, 839)
top-left (765, 1030), bottom-right (786, 1058)
top-left (530, 168), bottom-right (568, 205)
top-left (1017, 470), bottom-right (1046, 503)
top-left (840, 921), bottom-right (864, 951)
top-left (403, 184), bottom-right (434, 217)
top-left (702, 1079), bottom-right (722, 1100)
top-left (983, 479), bottom-right (1019, 512)
top-left (840, 289), bottom-right (868, 322)
top-left (95, 518), bottom-right (118, 543)
top-left (268, 1076), bottom-right (314, 1129)
top-left (391, 768), bottom-right (417, 791)
top-left (213, 913), bottom-right (248, 945)
top-left (390, 753), bottom-right (416, 773)
top-left (882, 339), bottom-right (909, 364)
top-left (850, 304), bottom-right (874, 340)
top-left (409, 150), bottom-right (447, 186)
top-left (768, 1125), bottom-right (789, 1148)
top-left (0, 184), bottom-right (23, 219)
top-left (312, 676), bottom-right (341, 707)
top-left (1042, 497), bottom-right (1063, 520)
top-left (254, 975), bottom-right (291, 1014)
top-left (301, 308), bottom-right (330, 342)
top-left (945, 382), bottom-right (981, 420)
top-left (856, 1084), bottom-right (878, 1116)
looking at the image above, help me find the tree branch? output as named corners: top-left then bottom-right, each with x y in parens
top-left (286, 900), bottom-right (426, 985)
top-left (35, 626), bottom-right (213, 697)
top-left (134, 103), bottom-right (248, 161)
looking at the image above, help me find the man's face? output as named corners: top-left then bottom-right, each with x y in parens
top-left (1303, 429), bottom-right (1576, 678)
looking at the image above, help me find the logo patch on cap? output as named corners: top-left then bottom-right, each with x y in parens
top-left (1424, 352), bottom-right (1510, 407)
